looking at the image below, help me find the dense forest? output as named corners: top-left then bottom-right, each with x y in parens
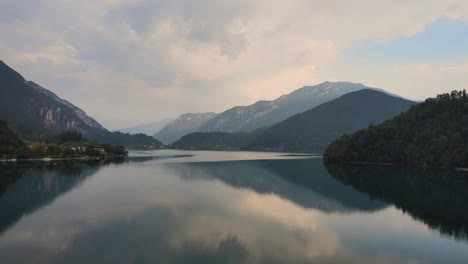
top-left (325, 90), bottom-right (468, 168)
top-left (171, 132), bottom-right (251, 150)
top-left (0, 121), bottom-right (26, 159)
top-left (88, 131), bottom-right (162, 150)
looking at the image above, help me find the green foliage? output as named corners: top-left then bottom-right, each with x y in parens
top-left (87, 131), bottom-right (162, 150)
top-left (55, 131), bottom-right (84, 144)
top-left (0, 121), bottom-right (128, 160)
top-left (0, 121), bottom-right (25, 159)
top-left (45, 145), bottom-right (63, 157)
top-left (172, 132), bottom-right (252, 150)
top-left (102, 144), bottom-right (128, 157)
top-left (325, 90), bottom-right (468, 168)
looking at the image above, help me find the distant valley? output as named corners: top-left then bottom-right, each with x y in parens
top-left (117, 118), bottom-right (174, 136)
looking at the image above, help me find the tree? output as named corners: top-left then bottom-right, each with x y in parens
top-left (325, 90), bottom-right (468, 168)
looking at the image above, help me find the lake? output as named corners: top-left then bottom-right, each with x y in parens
top-left (0, 150), bottom-right (468, 264)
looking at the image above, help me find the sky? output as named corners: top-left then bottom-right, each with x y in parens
top-left (1, 0), bottom-right (467, 129)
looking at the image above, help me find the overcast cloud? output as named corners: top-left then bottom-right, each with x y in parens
top-left (1, 0), bottom-right (467, 129)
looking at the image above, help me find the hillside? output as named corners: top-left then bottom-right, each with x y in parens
top-left (0, 60), bottom-right (106, 137)
top-left (324, 90), bottom-right (468, 168)
top-left (154, 112), bottom-right (218, 144)
top-left (0, 60), bottom-right (162, 149)
top-left (172, 131), bottom-right (255, 150)
top-left (199, 82), bottom-right (369, 133)
top-left (0, 121), bottom-right (25, 159)
top-left (249, 89), bottom-right (416, 151)
top-left (116, 118), bottom-right (174, 135)
top-left (173, 90), bottom-right (416, 152)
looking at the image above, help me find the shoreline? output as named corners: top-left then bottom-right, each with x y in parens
top-left (325, 159), bottom-right (468, 172)
top-left (0, 156), bottom-right (100, 163)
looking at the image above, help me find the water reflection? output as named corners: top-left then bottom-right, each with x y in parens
top-left (0, 157), bottom-right (176, 234)
top-left (0, 153), bottom-right (467, 264)
top-left (0, 161), bottom-right (103, 233)
top-left (172, 159), bottom-right (387, 213)
top-left (325, 162), bottom-right (468, 242)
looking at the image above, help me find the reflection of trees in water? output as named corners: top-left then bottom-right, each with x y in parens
top-left (173, 158), bottom-right (388, 214)
top-left (325, 162), bottom-right (468, 242)
top-left (0, 160), bottom-right (105, 234)
top-left (0, 156), bottom-right (191, 234)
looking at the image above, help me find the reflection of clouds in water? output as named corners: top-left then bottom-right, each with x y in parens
top-left (128, 149), bottom-right (319, 163)
top-left (0, 164), bottom-right (340, 262)
top-left (0, 159), bottom-right (455, 264)
top-left (236, 192), bottom-right (319, 231)
top-left (167, 193), bottom-right (340, 262)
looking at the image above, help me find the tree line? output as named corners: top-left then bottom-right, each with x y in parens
top-left (325, 90), bottom-right (468, 168)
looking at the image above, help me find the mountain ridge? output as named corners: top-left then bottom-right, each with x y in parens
top-left (199, 82), bottom-right (371, 133)
top-left (154, 112), bottom-right (218, 144)
top-left (173, 89), bottom-right (416, 152)
top-left (116, 118), bottom-right (174, 135)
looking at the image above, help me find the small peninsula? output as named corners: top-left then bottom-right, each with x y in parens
top-left (0, 121), bottom-right (127, 161)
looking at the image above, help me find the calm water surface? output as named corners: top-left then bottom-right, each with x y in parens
top-left (0, 150), bottom-right (468, 264)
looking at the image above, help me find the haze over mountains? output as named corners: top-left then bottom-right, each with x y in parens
top-left (117, 118), bottom-right (174, 136)
top-left (0, 60), bottom-right (162, 149)
top-left (153, 82), bottom-right (381, 143)
top-left (173, 90), bottom-right (416, 152)
top-left (154, 113), bottom-right (218, 145)
top-left (200, 82), bottom-right (368, 133)
top-left (1, 59), bottom-right (416, 153)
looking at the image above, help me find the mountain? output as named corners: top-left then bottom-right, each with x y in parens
top-left (0, 60), bottom-right (162, 149)
top-left (0, 60), bottom-right (107, 137)
top-left (154, 112), bottom-right (218, 144)
top-left (199, 82), bottom-right (371, 133)
top-left (173, 89), bottom-right (416, 152)
top-left (247, 89), bottom-right (416, 151)
top-left (324, 90), bottom-right (468, 168)
top-left (116, 118), bottom-right (174, 135)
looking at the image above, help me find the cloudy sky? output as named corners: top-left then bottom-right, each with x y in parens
top-left (1, 0), bottom-right (467, 129)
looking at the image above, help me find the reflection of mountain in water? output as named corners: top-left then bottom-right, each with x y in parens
top-left (325, 162), bottom-right (468, 242)
top-left (0, 161), bottom-right (104, 233)
top-left (172, 158), bottom-right (388, 213)
top-left (0, 155), bottom-right (193, 234)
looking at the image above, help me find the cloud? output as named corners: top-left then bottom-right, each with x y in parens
top-left (1, 0), bottom-right (468, 128)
